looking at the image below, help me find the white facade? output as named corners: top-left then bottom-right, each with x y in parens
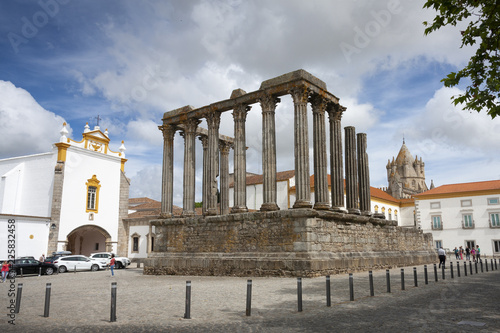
top-left (415, 182), bottom-right (500, 257)
top-left (0, 123), bottom-right (128, 259)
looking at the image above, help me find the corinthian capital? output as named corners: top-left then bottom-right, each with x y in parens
top-left (259, 94), bottom-right (280, 112)
top-left (158, 124), bottom-right (177, 140)
top-left (232, 104), bottom-right (251, 121)
top-left (289, 86), bottom-right (309, 104)
top-left (309, 94), bottom-right (327, 113)
top-left (205, 111), bottom-right (221, 129)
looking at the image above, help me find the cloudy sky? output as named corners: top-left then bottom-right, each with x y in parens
top-left (1, 0), bottom-right (499, 205)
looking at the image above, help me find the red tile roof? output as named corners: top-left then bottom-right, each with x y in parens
top-left (415, 180), bottom-right (500, 197)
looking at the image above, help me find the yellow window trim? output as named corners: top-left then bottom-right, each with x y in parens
top-left (86, 175), bottom-right (101, 213)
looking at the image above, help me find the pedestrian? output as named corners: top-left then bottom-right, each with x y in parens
top-left (476, 245), bottom-right (481, 262)
top-left (465, 247), bottom-right (470, 261)
top-left (109, 254), bottom-right (116, 277)
top-left (438, 247), bottom-right (446, 268)
top-left (1, 261), bottom-right (9, 282)
top-left (39, 254), bottom-right (45, 262)
top-left (471, 247), bottom-right (476, 262)
top-left (459, 246), bottom-right (464, 260)
top-left (454, 247), bottom-right (459, 259)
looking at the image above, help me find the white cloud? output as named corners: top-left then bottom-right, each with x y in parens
top-left (0, 80), bottom-right (69, 158)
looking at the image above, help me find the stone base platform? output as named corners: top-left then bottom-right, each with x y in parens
top-left (144, 209), bottom-right (437, 277)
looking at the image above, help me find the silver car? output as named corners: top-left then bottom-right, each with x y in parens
top-left (54, 255), bottom-right (106, 273)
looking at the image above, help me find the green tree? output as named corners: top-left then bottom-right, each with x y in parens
top-left (423, 0), bottom-right (500, 118)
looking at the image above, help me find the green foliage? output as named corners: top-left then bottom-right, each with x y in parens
top-left (194, 202), bottom-right (203, 208)
top-left (423, 0), bottom-right (500, 118)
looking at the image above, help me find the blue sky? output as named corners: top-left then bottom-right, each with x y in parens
top-left (1, 0), bottom-right (499, 205)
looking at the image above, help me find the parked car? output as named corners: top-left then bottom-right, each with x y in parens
top-left (7, 258), bottom-right (57, 278)
top-left (89, 252), bottom-right (131, 269)
top-left (54, 255), bottom-right (106, 273)
top-left (44, 251), bottom-right (72, 264)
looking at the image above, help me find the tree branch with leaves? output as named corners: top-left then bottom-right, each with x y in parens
top-left (423, 0), bottom-right (500, 118)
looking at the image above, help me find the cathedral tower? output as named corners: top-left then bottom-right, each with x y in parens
top-left (386, 140), bottom-right (428, 199)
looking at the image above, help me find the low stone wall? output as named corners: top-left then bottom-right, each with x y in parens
top-left (144, 209), bottom-right (437, 277)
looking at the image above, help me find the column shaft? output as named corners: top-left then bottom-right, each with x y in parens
top-left (344, 126), bottom-right (360, 214)
top-left (231, 104), bottom-right (250, 213)
top-left (181, 119), bottom-right (199, 217)
top-left (310, 95), bottom-right (329, 210)
top-left (328, 106), bottom-right (345, 212)
top-left (291, 87), bottom-right (312, 208)
top-left (357, 133), bottom-right (371, 215)
top-left (159, 124), bottom-right (176, 218)
top-left (219, 141), bottom-right (231, 215)
top-left (260, 94), bottom-right (280, 211)
top-left (206, 111), bottom-right (221, 215)
top-left (198, 135), bottom-right (208, 215)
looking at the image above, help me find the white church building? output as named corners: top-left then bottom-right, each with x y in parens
top-left (0, 123), bottom-right (130, 259)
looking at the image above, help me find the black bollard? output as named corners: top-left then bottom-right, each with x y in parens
top-left (401, 269), bottom-right (405, 290)
top-left (184, 281), bottom-right (191, 319)
top-left (110, 282), bottom-right (117, 322)
top-left (491, 259), bottom-right (494, 271)
top-left (457, 261), bottom-right (460, 277)
top-left (495, 259), bottom-right (498, 270)
top-left (297, 277), bottom-right (303, 312)
top-left (442, 264), bottom-right (445, 280)
top-left (470, 261), bottom-right (473, 275)
top-left (246, 280), bottom-right (252, 316)
top-left (349, 273), bottom-right (354, 301)
top-left (14, 283), bottom-right (23, 314)
top-left (480, 260), bottom-right (483, 273)
top-left (486, 260), bottom-right (489, 272)
top-left (386, 269), bottom-right (391, 293)
top-left (475, 261), bottom-right (478, 274)
top-left (43, 283), bottom-right (51, 317)
top-left (20, 267), bottom-right (23, 278)
top-left (464, 262), bottom-right (468, 276)
top-left (450, 262), bottom-right (454, 279)
top-left (434, 264), bottom-right (438, 282)
top-left (413, 267), bottom-right (418, 287)
top-left (424, 265), bottom-right (428, 285)
top-left (326, 276), bottom-right (331, 307)
top-left (369, 271), bottom-right (374, 296)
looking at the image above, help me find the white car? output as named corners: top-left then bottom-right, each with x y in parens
top-left (89, 252), bottom-right (131, 269)
top-left (54, 255), bottom-right (107, 273)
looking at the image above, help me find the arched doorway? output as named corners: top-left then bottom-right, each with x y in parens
top-left (66, 225), bottom-right (112, 256)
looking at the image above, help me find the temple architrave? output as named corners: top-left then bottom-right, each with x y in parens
top-left (144, 70), bottom-right (437, 277)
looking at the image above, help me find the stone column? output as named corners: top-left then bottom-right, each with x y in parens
top-left (259, 94), bottom-right (280, 211)
top-left (357, 133), bottom-right (371, 216)
top-left (290, 87), bottom-right (312, 209)
top-left (310, 94), bottom-right (330, 210)
top-left (219, 141), bottom-right (232, 215)
top-left (344, 126), bottom-right (360, 214)
top-left (231, 104), bottom-right (250, 213)
top-left (198, 135), bottom-right (208, 215)
top-left (328, 105), bottom-right (345, 212)
top-left (206, 111), bottom-right (221, 215)
top-left (159, 124), bottom-right (176, 218)
top-left (181, 118), bottom-right (199, 217)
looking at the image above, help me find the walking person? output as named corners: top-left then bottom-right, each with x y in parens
top-left (471, 247), bottom-right (476, 262)
top-left (465, 247), bottom-right (470, 261)
top-left (459, 246), bottom-right (464, 260)
top-left (438, 247), bottom-right (446, 268)
top-left (109, 254), bottom-right (116, 277)
top-left (476, 245), bottom-right (481, 262)
top-left (39, 254), bottom-right (45, 262)
top-left (1, 261), bottom-right (9, 282)
top-left (454, 247), bottom-right (459, 259)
